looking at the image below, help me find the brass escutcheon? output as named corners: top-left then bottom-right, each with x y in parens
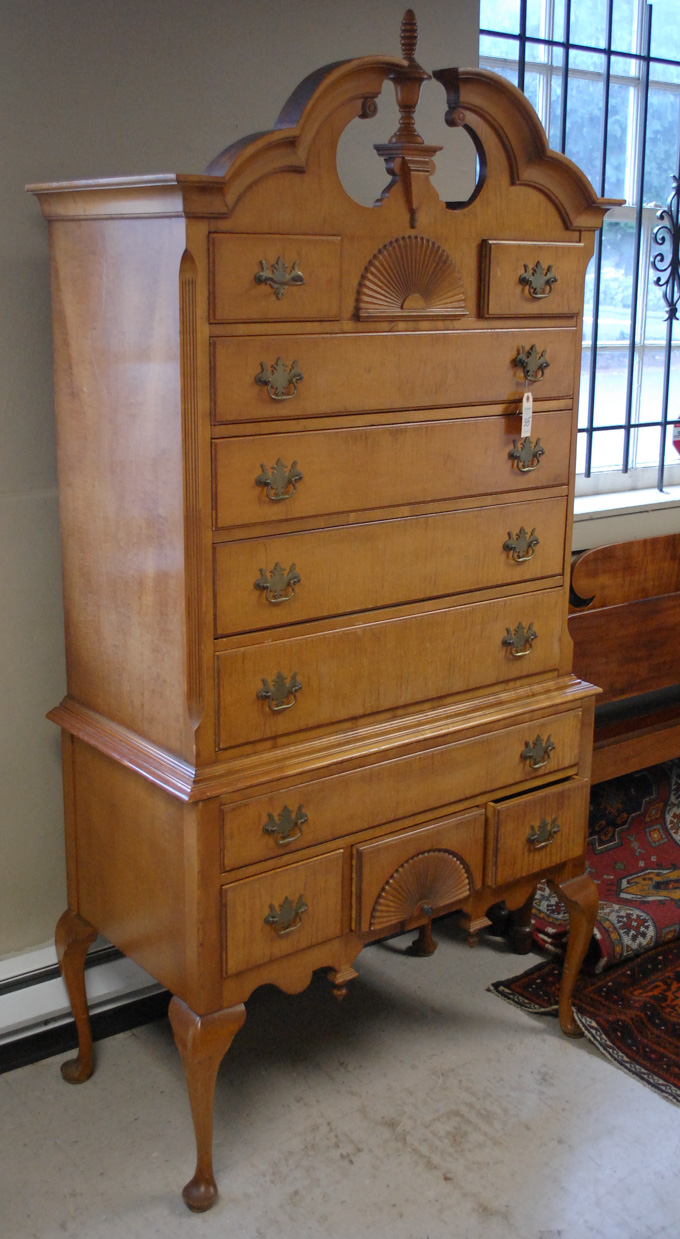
top-left (254, 257), bottom-right (305, 300)
top-left (255, 357), bottom-right (304, 400)
top-left (254, 562), bottom-right (301, 603)
top-left (263, 804), bottom-right (307, 846)
top-left (509, 437), bottom-right (545, 472)
top-left (257, 670), bottom-right (302, 712)
top-left (514, 344), bottom-right (550, 383)
top-left (519, 261), bottom-right (558, 299)
top-left (502, 621), bottom-right (537, 657)
top-left (504, 526), bottom-right (539, 562)
top-left (527, 817), bottom-right (560, 849)
top-left (521, 733), bottom-right (555, 770)
top-left (264, 893), bottom-right (309, 936)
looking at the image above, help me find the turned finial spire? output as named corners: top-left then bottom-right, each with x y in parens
top-left (400, 8), bottom-right (419, 62)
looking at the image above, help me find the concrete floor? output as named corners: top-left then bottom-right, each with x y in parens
top-left (1, 918), bottom-right (678, 1239)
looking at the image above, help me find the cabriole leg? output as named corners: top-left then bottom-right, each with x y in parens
top-left (169, 996), bottom-right (247, 1213)
top-left (548, 872), bottom-right (598, 1039)
top-left (55, 909), bottom-right (97, 1083)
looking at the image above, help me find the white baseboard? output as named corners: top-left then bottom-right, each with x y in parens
top-left (0, 941), bottom-right (161, 1047)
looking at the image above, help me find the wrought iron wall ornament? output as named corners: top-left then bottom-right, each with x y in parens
top-left (263, 804), bottom-right (307, 845)
top-left (521, 733), bottom-right (555, 769)
top-left (254, 257), bottom-right (305, 299)
top-left (502, 621), bottom-right (537, 657)
top-left (264, 893), bottom-right (309, 935)
top-left (255, 357), bottom-right (304, 400)
top-left (257, 670), bottom-right (302, 712)
top-left (255, 459), bottom-right (303, 501)
top-left (504, 526), bottom-right (539, 562)
top-left (514, 344), bottom-right (550, 383)
top-left (652, 176), bottom-right (680, 321)
top-left (519, 261), bottom-right (558, 299)
top-left (527, 817), bottom-right (560, 849)
top-left (254, 562), bottom-right (301, 603)
top-left (509, 437), bottom-right (545, 472)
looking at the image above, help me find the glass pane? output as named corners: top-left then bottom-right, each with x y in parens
top-left (570, 0), bottom-right (607, 50)
top-left (524, 68), bottom-right (543, 116)
top-left (629, 422), bottom-right (661, 467)
top-left (527, 39), bottom-right (549, 65)
top-left (643, 87), bottom-right (680, 207)
top-left (587, 427), bottom-right (625, 470)
top-left (650, 0), bottom-right (680, 64)
top-left (611, 0), bottom-right (637, 57)
top-left (526, 0), bottom-right (546, 40)
top-left (479, 33), bottom-right (520, 61)
top-left (549, 68), bottom-right (563, 150)
top-left (480, 0), bottom-right (521, 34)
top-left (591, 348), bottom-right (635, 427)
top-left (579, 347), bottom-right (592, 429)
top-left (611, 53), bottom-right (637, 80)
top-left (598, 219), bottom-right (636, 342)
top-left (650, 59), bottom-right (680, 87)
top-left (605, 82), bottom-right (633, 201)
top-left (583, 255), bottom-right (596, 344)
top-left (564, 74), bottom-right (606, 187)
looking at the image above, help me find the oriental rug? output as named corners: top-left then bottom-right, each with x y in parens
top-left (489, 939), bottom-right (680, 1105)
top-left (532, 758), bottom-right (680, 970)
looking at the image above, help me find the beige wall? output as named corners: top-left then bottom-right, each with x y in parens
top-left (0, 0), bottom-right (479, 960)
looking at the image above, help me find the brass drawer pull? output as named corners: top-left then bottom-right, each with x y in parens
top-left (254, 562), bottom-right (301, 603)
top-left (256, 459), bottom-right (303, 501)
top-left (521, 733), bottom-right (555, 769)
top-left (264, 894), bottom-right (308, 936)
top-left (503, 621), bottom-right (537, 657)
top-left (254, 257), bottom-right (305, 300)
top-left (519, 261), bottom-right (558, 300)
top-left (263, 804), bottom-right (307, 845)
top-left (527, 817), bottom-right (560, 849)
top-left (514, 344), bottom-right (549, 383)
top-left (257, 670), bottom-right (302, 712)
top-left (509, 436), bottom-right (544, 472)
top-left (255, 357), bottom-right (304, 400)
top-left (504, 526), bottom-right (539, 562)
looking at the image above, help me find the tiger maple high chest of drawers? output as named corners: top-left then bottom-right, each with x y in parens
top-left (32, 12), bottom-right (616, 1213)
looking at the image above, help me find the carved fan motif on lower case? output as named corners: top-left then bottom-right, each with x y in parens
top-left (356, 235), bottom-right (467, 319)
top-left (370, 849), bottom-right (471, 930)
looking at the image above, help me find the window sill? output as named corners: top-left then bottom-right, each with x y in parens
top-left (573, 485), bottom-right (680, 551)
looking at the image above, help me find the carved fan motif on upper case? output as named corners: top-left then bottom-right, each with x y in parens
top-left (356, 235), bottom-right (467, 319)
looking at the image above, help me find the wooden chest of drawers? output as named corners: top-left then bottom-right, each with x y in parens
top-left (31, 13), bottom-right (615, 1214)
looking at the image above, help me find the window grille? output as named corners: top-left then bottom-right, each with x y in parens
top-left (480, 0), bottom-right (680, 492)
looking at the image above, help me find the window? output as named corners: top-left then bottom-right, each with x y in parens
top-left (480, 0), bottom-right (680, 494)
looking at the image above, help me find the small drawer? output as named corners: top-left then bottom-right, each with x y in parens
top-left (221, 708), bottom-right (583, 870)
top-left (216, 587), bottom-right (565, 749)
top-left (209, 233), bottom-right (341, 323)
top-left (486, 776), bottom-right (590, 886)
top-left (481, 240), bottom-right (586, 318)
top-left (221, 850), bottom-right (343, 975)
top-left (211, 327), bottom-right (577, 424)
top-left (212, 410), bottom-right (573, 532)
top-left (353, 810), bottom-right (485, 933)
top-left (214, 496), bottom-right (567, 636)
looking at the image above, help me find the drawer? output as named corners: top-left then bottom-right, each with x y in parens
top-left (353, 810), bottom-right (485, 932)
top-left (486, 776), bottom-right (590, 886)
top-left (214, 497), bottom-right (567, 636)
top-left (209, 233), bottom-right (341, 323)
top-left (213, 410), bottom-right (573, 531)
top-left (211, 328), bottom-right (577, 423)
top-left (221, 708), bottom-right (583, 869)
top-left (481, 240), bottom-right (586, 318)
top-left (216, 587), bottom-right (565, 749)
top-left (221, 850), bottom-right (343, 975)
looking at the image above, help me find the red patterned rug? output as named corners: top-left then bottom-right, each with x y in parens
top-left (489, 940), bottom-right (680, 1105)
top-left (532, 759), bottom-right (680, 969)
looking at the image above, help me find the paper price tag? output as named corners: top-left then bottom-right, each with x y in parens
top-left (521, 390), bottom-right (533, 436)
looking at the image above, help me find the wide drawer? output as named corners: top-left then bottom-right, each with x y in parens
top-left (221, 708), bottom-right (583, 870)
top-left (481, 240), bottom-right (586, 317)
top-left (213, 410), bottom-right (572, 531)
top-left (211, 328), bottom-right (577, 423)
top-left (221, 850), bottom-right (343, 975)
top-left (216, 587), bottom-right (566, 749)
top-left (486, 776), bottom-right (590, 885)
top-left (353, 810), bottom-right (485, 932)
top-left (214, 496), bottom-right (568, 636)
top-left (209, 233), bottom-right (341, 323)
